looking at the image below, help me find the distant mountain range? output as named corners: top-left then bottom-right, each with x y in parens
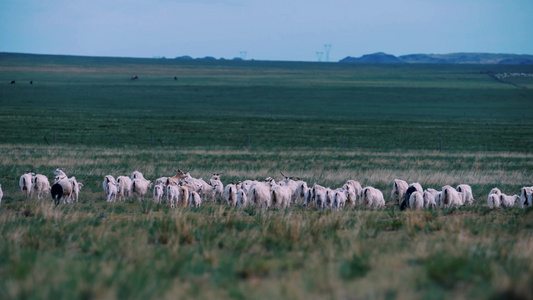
top-left (339, 52), bottom-right (533, 64)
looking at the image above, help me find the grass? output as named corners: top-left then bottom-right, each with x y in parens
top-left (1, 53), bottom-right (533, 299)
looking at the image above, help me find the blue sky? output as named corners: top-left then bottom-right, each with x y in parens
top-left (1, 0), bottom-right (531, 61)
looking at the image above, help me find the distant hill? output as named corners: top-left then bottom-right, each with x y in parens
top-left (340, 52), bottom-right (404, 64)
top-left (340, 52), bottom-right (533, 64)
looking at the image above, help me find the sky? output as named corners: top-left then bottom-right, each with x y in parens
top-left (0, 0), bottom-right (531, 62)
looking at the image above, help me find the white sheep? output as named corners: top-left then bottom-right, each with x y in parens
top-left (19, 171), bottom-right (35, 197)
top-left (519, 187), bottom-right (532, 208)
top-left (441, 185), bottom-right (461, 208)
top-left (103, 175), bottom-right (117, 198)
top-left (223, 184), bottom-right (238, 206)
top-left (131, 178), bottom-right (153, 201)
top-left (312, 183), bottom-right (327, 210)
top-left (500, 193), bottom-right (519, 208)
top-left (341, 184), bottom-right (357, 207)
top-left (456, 184), bottom-right (474, 205)
top-left (182, 174), bottom-right (212, 201)
top-left (168, 183), bottom-right (191, 208)
top-left (390, 179), bottom-right (408, 205)
top-left (238, 180), bottom-right (253, 194)
top-left (361, 186), bottom-right (385, 209)
top-left (278, 176), bottom-right (298, 204)
top-left (53, 168), bottom-right (67, 177)
top-left (166, 184), bottom-right (180, 208)
top-left (237, 188), bottom-right (248, 208)
top-left (344, 180), bottom-right (363, 202)
top-left (106, 181), bottom-right (118, 202)
top-left (210, 174), bottom-right (224, 202)
top-left (487, 193), bottom-right (500, 208)
top-left (325, 188), bottom-right (336, 209)
top-left (153, 184), bottom-right (165, 203)
top-left (422, 190), bottom-right (437, 210)
top-left (246, 180), bottom-right (272, 208)
top-left (116, 176), bottom-right (132, 201)
top-left (130, 171), bottom-right (145, 181)
top-left (400, 182), bottom-right (423, 210)
top-left (31, 174), bottom-right (51, 199)
top-left (68, 177), bottom-right (82, 203)
top-left (189, 190), bottom-right (202, 208)
top-left (155, 177), bottom-right (168, 186)
top-left (295, 181), bottom-right (309, 206)
top-left (304, 188), bottom-right (313, 208)
top-left (409, 191), bottom-right (424, 210)
top-left (333, 189), bottom-right (348, 210)
top-left (271, 185), bottom-right (292, 209)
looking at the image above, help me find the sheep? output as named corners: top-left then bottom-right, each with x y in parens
top-left (422, 190), bottom-right (437, 210)
top-left (246, 180), bottom-right (272, 208)
top-left (131, 178), bottom-right (153, 201)
top-left (210, 174), bottom-right (224, 202)
top-left (278, 177), bottom-right (297, 203)
top-left (325, 188), bottom-right (336, 209)
top-left (68, 177), bottom-right (82, 203)
top-left (19, 171), bottom-right (35, 197)
top-left (312, 183), bottom-right (327, 210)
top-left (409, 191), bottom-right (424, 210)
top-left (0, 184), bottom-right (3, 205)
top-left (53, 168), bottom-right (67, 178)
top-left (441, 185), bottom-right (461, 208)
top-left (237, 188), bottom-right (248, 208)
top-left (238, 180), bottom-right (253, 194)
top-left (295, 181), bottom-right (309, 206)
top-left (106, 181), bottom-right (118, 202)
top-left (333, 189), bottom-right (348, 210)
top-left (153, 184), bottom-right (165, 203)
top-left (390, 179), bottom-right (408, 205)
top-left (500, 193), bottom-right (519, 208)
top-left (116, 176), bottom-right (132, 201)
top-left (271, 185), bottom-right (292, 209)
top-left (341, 184), bottom-right (357, 207)
top-left (189, 190), bottom-right (202, 208)
top-left (486, 187), bottom-right (501, 207)
top-left (166, 184), bottom-right (180, 208)
top-left (130, 171), bottom-right (145, 181)
top-left (487, 193), bottom-right (500, 208)
top-left (103, 175), bottom-right (117, 198)
top-left (182, 174), bottom-right (213, 201)
top-left (400, 183), bottom-right (423, 210)
top-left (168, 182), bottom-right (192, 208)
top-left (361, 186), bottom-right (385, 209)
top-left (304, 188), bottom-right (313, 208)
top-left (519, 187), bottom-right (532, 208)
top-left (344, 180), bottom-right (363, 202)
top-left (223, 184), bottom-right (238, 206)
top-left (456, 184), bottom-right (474, 205)
top-left (155, 177), bottom-right (168, 186)
top-left (51, 177), bottom-right (73, 205)
top-left (31, 174), bottom-right (51, 199)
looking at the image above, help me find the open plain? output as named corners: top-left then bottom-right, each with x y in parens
top-left (1, 53), bottom-right (533, 299)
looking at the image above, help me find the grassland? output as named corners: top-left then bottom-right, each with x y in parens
top-left (0, 53), bottom-right (533, 299)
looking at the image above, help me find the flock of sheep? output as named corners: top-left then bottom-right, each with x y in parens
top-left (6, 169), bottom-right (533, 211)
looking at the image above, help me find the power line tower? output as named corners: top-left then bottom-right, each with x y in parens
top-left (316, 51), bottom-right (324, 62)
top-left (240, 51), bottom-right (247, 60)
top-left (324, 44), bottom-right (332, 62)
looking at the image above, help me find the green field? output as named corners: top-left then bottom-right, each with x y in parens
top-left (1, 53), bottom-right (533, 299)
